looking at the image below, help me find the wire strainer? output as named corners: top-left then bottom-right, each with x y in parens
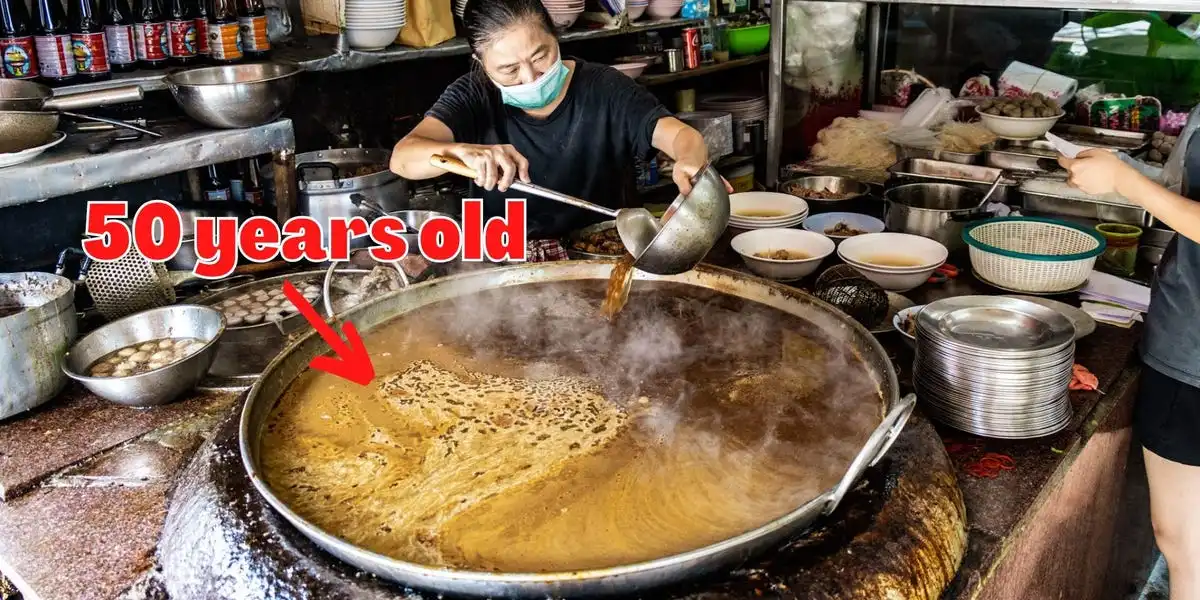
top-left (85, 252), bottom-right (176, 321)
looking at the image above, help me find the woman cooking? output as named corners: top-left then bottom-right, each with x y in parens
top-left (1058, 106), bottom-right (1200, 600)
top-left (390, 0), bottom-right (725, 255)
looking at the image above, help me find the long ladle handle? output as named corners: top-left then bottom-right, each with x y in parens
top-left (429, 155), bottom-right (618, 218)
top-left (977, 172), bottom-right (1004, 208)
top-left (60, 111), bottom-right (163, 138)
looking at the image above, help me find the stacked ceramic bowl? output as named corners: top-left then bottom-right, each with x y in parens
top-left (729, 192), bottom-right (809, 230)
top-left (646, 0), bottom-right (681, 19)
top-left (837, 232), bottom-right (947, 292)
top-left (914, 296), bottom-right (1076, 439)
top-left (601, 0), bottom-right (648, 19)
top-left (542, 0), bottom-right (584, 28)
top-left (344, 0), bottom-right (405, 50)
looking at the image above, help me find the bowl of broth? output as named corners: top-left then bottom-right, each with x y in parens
top-left (729, 192), bottom-right (809, 228)
top-left (837, 232), bottom-right (948, 292)
top-left (730, 228), bottom-right (835, 281)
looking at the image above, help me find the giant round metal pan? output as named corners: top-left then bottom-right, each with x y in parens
top-left (239, 261), bottom-right (916, 598)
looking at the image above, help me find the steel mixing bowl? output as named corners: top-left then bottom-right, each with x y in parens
top-left (62, 304), bottom-right (225, 407)
top-left (164, 63), bottom-right (301, 129)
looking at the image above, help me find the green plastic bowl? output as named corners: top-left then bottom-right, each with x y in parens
top-left (726, 23), bottom-right (770, 57)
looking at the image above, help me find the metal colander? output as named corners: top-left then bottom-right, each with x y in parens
top-left (85, 252), bottom-right (176, 321)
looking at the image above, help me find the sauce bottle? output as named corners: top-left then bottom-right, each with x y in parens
top-left (165, 0), bottom-right (196, 65)
top-left (100, 0), bottom-right (136, 72)
top-left (33, 0), bottom-right (76, 85)
top-left (0, 0), bottom-right (40, 80)
top-left (192, 0), bottom-right (207, 60)
top-left (68, 0), bottom-right (110, 81)
top-left (205, 0), bottom-right (239, 63)
top-left (132, 0), bottom-right (166, 68)
top-left (236, 0), bottom-right (266, 59)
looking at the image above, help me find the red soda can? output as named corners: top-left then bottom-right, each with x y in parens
top-left (682, 27), bottom-right (700, 69)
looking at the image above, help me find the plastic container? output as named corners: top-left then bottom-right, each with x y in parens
top-left (1096, 223), bottom-right (1143, 277)
top-left (725, 23), bottom-right (769, 56)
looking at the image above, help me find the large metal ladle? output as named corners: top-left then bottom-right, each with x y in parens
top-left (429, 155), bottom-right (730, 275)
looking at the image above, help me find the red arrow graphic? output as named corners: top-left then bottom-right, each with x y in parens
top-left (281, 281), bottom-right (376, 385)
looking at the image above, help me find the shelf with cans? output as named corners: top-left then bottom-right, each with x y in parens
top-left (0, 0), bottom-right (272, 88)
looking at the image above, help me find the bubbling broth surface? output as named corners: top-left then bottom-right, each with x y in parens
top-left (261, 282), bottom-right (882, 573)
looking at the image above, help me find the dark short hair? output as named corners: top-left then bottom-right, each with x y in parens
top-left (462, 0), bottom-right (557, 54)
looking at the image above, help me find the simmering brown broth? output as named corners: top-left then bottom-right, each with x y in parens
top-left (862, 255), bottom-right (923, 268)
top-left (735, 209), bottom-right (788, 218)
top-left (260, 282), bottom-right (882, 573)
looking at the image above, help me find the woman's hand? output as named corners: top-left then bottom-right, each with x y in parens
top-left (672, 160), bottom-right (735, 196)
top-left (1057, 149), bottom-right (1138, 197)
top-left (445, 143), bottom-right (531, 192)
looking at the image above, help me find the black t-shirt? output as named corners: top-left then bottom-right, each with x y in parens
top-left (426, 58), bottom-right (672, 239)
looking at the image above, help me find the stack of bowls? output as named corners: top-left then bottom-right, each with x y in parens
top-left (626, 0), bottom-right (648, 19)
top-left (729, 192), bottom-right (809, 230)
top-left (836, 232), bottom-right (947, 292)
top-left (730, 229), bottom-right (835, 282)
top-left (914, 295), bottom-right (1076, 439)
top-left (699, 95), bottom-right (768, 150)
top-left (646, 0), bottom-right (681, 19)
top-left (542, 0), bottom-right (585, 28)
top-left (344, 0), bottom-right (406, 50)
top-left (611, 62), bottom-right (648, 78)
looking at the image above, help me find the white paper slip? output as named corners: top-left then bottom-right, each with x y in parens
top-left (1044, 132), bottom-right (1091, 159)
top-left (1081, 271), bottom-right (1151, 313)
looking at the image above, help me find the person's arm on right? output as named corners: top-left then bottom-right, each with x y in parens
top-left (1060, 149), bottom-right (1200, 243)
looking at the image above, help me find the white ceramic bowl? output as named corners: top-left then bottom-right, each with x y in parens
top-left (847, 263), bottom-right (939, 292)
top-left (975, 106), bottom-right (1064, 141)
top-left (729, 191), bottom-right (809, 222)
top-left (549, 11), bottom-right (582, 27)
top-left (892, 304), bottom-right (924, 348)
top-left (802, 212), bottom-right (885, 241)
top-left (837, 232), bottom-right (948, 271)
top-left (611, 62), bottom-right (647, 79)
top-left (646, 2), bottom-right (681, 18)
top-left (730, 228), bottom-right (835, 281)
top-left (345, 26), bottom-right (402, 50)
top-left (627, 3), bottom-right (646, 18)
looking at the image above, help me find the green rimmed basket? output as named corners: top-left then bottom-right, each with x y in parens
top-left (963, 217), bottom-right (1107, 294)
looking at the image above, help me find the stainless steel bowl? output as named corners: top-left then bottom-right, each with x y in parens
top-left (61, 304), bottom-right (225, 407)
top-left (164, 63), bottom-right (301, 129)
top-left (780, 176), bottom-right (873, 214)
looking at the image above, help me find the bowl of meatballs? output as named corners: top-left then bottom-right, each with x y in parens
top-left (62, 304), bottom-right (225, 407)
top-left (975, 94), bottom-right (1065, 140)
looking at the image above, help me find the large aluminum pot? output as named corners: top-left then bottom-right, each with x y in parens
top-left (884, 183), bottom-right (988, 252)
top-left (239, 261), bottom-right (916, 598)
top-left (297, 148), bottom-right (409, 248)
top-left (0, 272), bottom-right (77, 420)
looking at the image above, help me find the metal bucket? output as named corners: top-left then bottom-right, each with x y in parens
top-left (238, 261), bottom-right (915, 598)
top-left (884, 183), bottom-right (988, 252)
top-left (297, 148), bottom-right (409, 248)
top-left (0, 272), bottom-right (78, 420)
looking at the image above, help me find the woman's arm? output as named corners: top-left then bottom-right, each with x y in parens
top-left (1059, 149), bottom-right (1200, 243)
top-left (651, 117), bottom-right (733, 195)
top-left (391, 116), bottom-right (530, 191)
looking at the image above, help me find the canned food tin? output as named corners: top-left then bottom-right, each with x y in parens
top-left (664, 48), bottom-right (683, 73)
top-left (682, 27), bottom-right (701, 69)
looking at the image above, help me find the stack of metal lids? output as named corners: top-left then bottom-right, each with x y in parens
top-left (914, 295), bottom-right (1076, 439)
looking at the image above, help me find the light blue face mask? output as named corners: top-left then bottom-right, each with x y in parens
top-left (492, 57), bottom-right (569, 110)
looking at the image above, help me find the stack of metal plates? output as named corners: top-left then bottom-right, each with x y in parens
top-left (914, 296), bottom-right (1076, 439)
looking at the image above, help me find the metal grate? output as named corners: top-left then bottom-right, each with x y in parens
top-left (85, 252), bottom-right (176, 321)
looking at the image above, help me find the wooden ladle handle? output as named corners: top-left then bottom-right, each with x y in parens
top-left (430, 155), bottom-right (479, 179)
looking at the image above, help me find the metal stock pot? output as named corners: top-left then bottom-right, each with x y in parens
top-left (297, 148), bottom-right (409, 248)
top-left (884, 183), bottom-right (988, 252)
top-left (0, 272), bottom-right (78, 420)
top-left (239, 261), bottom-right (916, 598)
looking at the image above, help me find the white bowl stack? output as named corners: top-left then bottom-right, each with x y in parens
top-left (729, 192), bottom-right (809, 230)
top-left (646, 0), bottom-right (681, 19)
top-left (542, 0), bottom-right (585, 28)
top-left (344, 0), bottom-right (406, 50)
top-left (626, 0), bottom-right (648, 19)
top-left (837, 232), bottom-right (948, 292)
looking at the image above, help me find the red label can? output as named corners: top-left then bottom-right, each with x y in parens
top-left (71, 32), bottom-right (110, 74)
top-left (682, 27), bottom-right (701, 70)
top-left (167, 19), bottom-right (198, 57)
top-left (0, 36), bottom-right (39, 79)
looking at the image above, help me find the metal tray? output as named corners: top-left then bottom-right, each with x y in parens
top-left (886, 158), bottom-right (1017, 202)
top-left (1020, 190), bottom-right (1148, 227)
top-left (1051, 125), bottom-right (1151, 153)
top-left (895, 144), bottom-right (983, 165)
top-left (985, 139), bottom-right (1064, 173)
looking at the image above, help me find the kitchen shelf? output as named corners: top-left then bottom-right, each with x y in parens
top-left (834, 0), bottom-right (1197, 9)
top-left (639, 54), bottom-right (767, 86)
top-left (0, 119), bottom-right (295, 208)
top-left (637, 154), bottom-right (754, 194)
top-left (273, 17), bottom-right (706, 72)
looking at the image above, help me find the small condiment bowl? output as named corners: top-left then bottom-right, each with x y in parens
top-left (802, 212), bottom-right (885, 242)
top-left (62, 304), bottom-right (225, 407)
top-left (731, 228), bottom-right (835, 281)
top-left (892, 304), bottom-right (925, 349)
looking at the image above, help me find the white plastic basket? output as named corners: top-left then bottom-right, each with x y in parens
top-left (963, 217), bottom-right (1106, 294)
